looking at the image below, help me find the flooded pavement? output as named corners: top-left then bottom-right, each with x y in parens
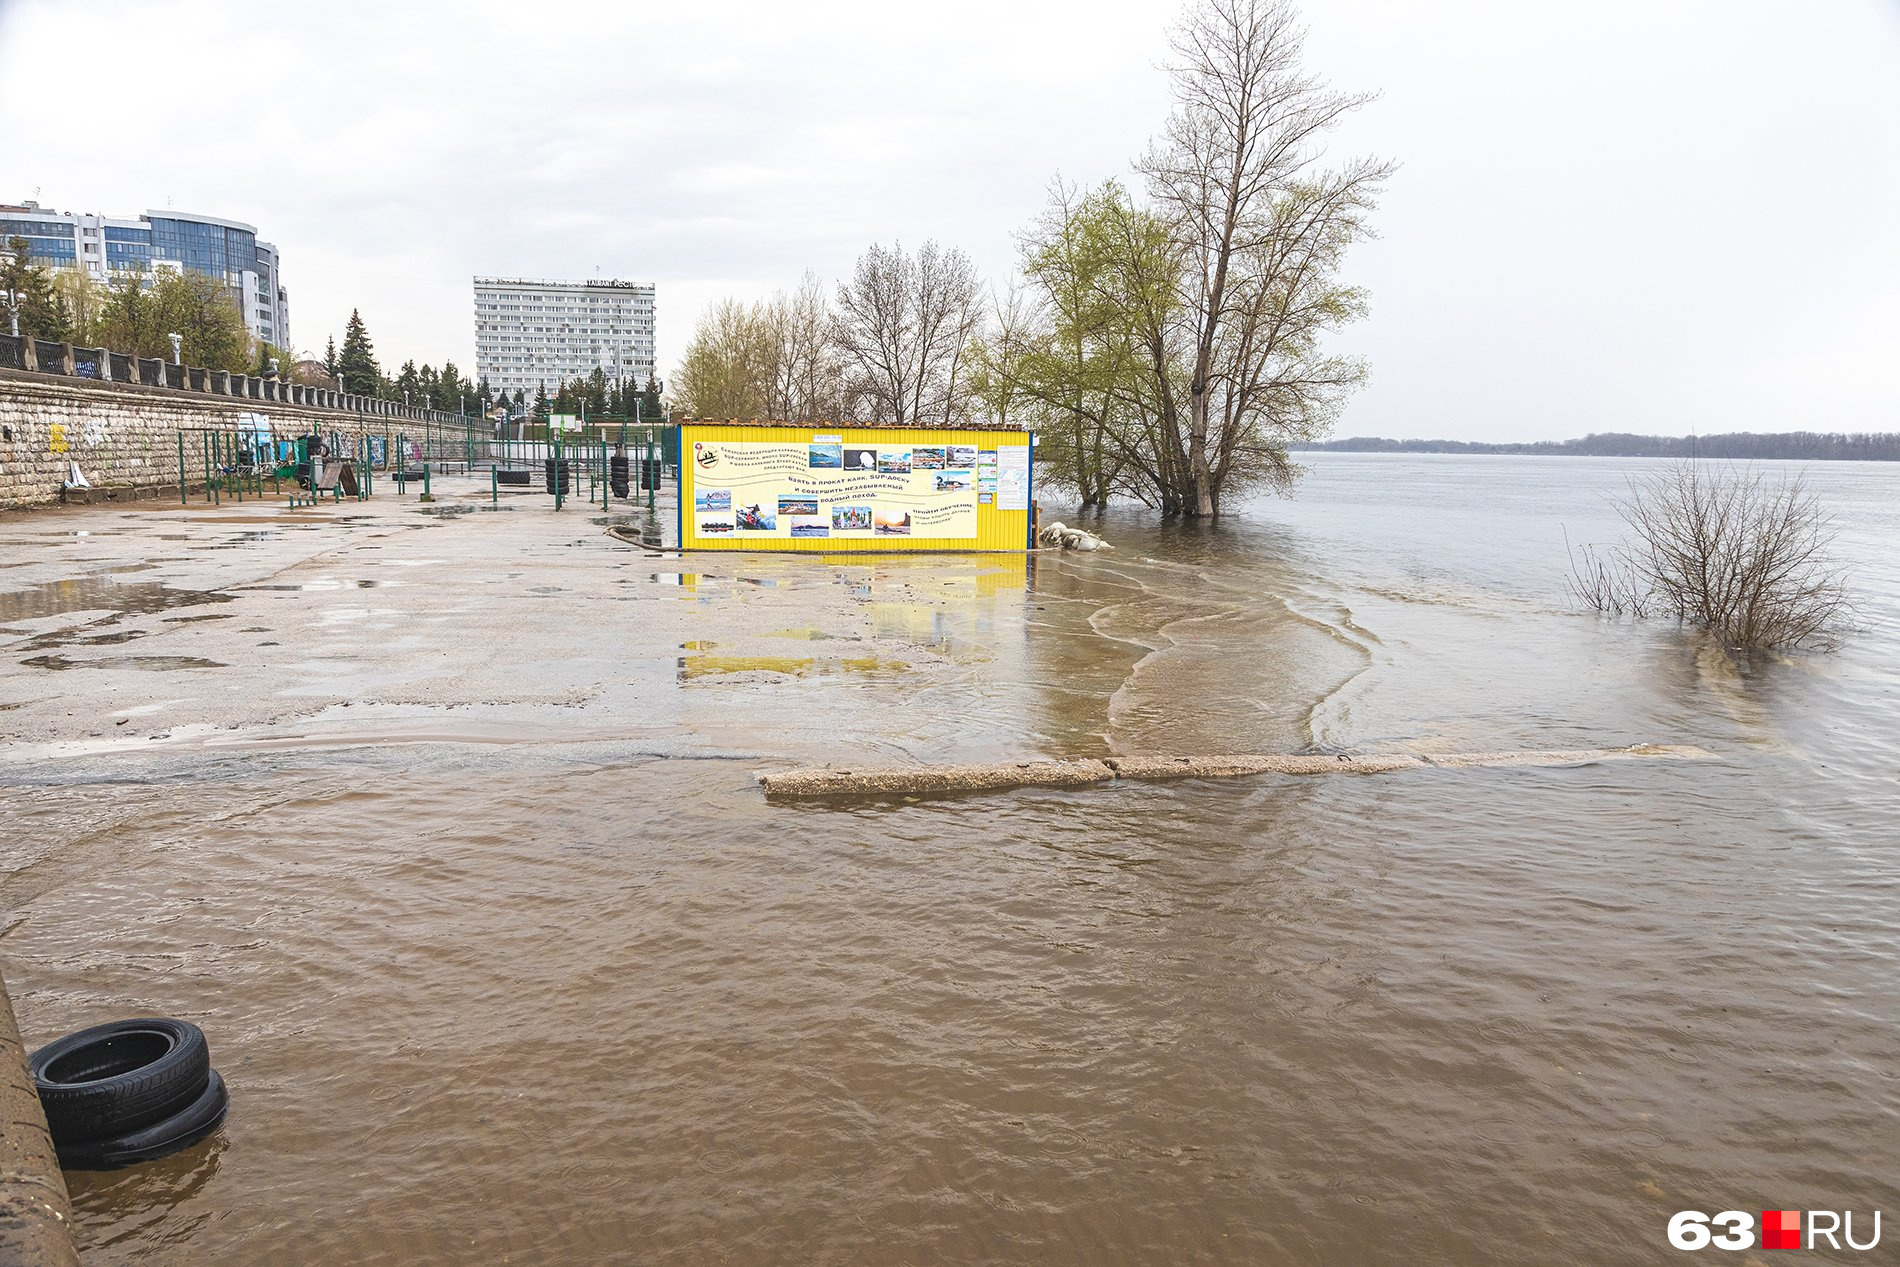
top-left (1, 463), bottom-right (1896, 1265)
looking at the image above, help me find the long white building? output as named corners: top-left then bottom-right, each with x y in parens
top-left (473, 277), bottom-right (655, 400)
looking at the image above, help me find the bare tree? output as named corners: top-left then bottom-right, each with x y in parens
top-left (759, 271), bottom-right (835, 421)
top-left (1569, 462), bottom-right (1852, 651)
top-left (1138, 0), bottom-right (1392, 515)
top-left (833, 241), bottom-right (984, 423)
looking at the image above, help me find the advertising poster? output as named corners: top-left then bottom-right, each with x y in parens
top-left (690, 437), bottom-right (980, 540)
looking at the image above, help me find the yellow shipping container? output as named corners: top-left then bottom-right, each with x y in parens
top-left (678, 423), bottom-right (1034, 553)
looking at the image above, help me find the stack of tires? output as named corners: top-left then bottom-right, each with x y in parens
top-left (29, 1019), bottom-right (229, 1170)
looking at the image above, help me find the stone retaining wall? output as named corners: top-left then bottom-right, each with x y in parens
top-left (0, 369), bottom-right (479, 509)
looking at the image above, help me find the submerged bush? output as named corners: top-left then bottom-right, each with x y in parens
top-left (1569, 461), bottom-right (1850, 651)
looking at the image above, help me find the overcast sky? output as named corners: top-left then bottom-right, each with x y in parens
top-left (2, 0), bottom-right (1896, 441)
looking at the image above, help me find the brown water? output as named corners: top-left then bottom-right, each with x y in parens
top-left (2, 455), bottom-right (1896, 1264)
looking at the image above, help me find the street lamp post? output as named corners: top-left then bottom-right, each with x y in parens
top-left (4, 289), bottom-right (17, 338)
top-left (168, 333), bottom-right (182, 366)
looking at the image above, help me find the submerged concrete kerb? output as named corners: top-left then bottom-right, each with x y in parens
top-left (758, 745), bottom-right (1713, 799)
top-left (759, 759), bottom-right (1115, 798)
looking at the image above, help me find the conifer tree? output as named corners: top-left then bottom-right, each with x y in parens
top-left (335, 309), bottom-right (380, 396)
top-left (0, 236), bottom-right (73, 342)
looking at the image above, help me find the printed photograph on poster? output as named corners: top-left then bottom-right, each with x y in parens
top-left (874, 510), bottom-right (911, 536)
top-left (693, 442), bottom-right (722, 470)
top-left (877, 450), bottom-right (911, 474)
top-left (949, 445), bottom-right (979, 467)
top-left (698, 514), bottom-right (734, 535)
top-left (789, 516), bottom-right (829, 538)
top-left (778, 496), bottom-right (820, 516)
top-left (844, 447), bottom-right (877, 472)
top-left (736, 503), bottom-right (777, 531)
top-left (694, 488), bottom-right (731, 512)
top-left (979, 492), bottom-right (993, 505)
top-left (912, 446), bottom-right (945, 470)
top-left (977, 450), bottom-right (997, 468)
top-left (934, 470), bottom-right (971, 491)
top-left (832, 504), bottom-right (873, 531)
top-left (808, 444), bottom-right (842, 469)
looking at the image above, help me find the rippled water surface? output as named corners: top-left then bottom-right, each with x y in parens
top-left (3, 455), bottom-right (1896, 1265)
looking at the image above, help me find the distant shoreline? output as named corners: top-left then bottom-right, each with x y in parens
top-left (1291, 432), bottom-right (1900, 461)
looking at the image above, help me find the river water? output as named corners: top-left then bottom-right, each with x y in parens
top-left (4, 454), bottom-right (1895, 1264)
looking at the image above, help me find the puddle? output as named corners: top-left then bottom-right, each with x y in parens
top-left (22, 654), bottom-right (226, 672)
top-left (761, 628), bottom-right (851, 641)
top-left (0, 580), bottom-right (234, 621)
top-left (676, 653), bottom-right (906, 681)
top-left (164, 613), bottom-right (235, 623)
top-left (240, 580), bottom-right (402, 591)
top-left (68, 630), bottom-right (152, 646)
top-left (650, 573), bottom-right (699, 586)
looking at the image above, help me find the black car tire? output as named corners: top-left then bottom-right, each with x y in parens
top-left (55, 1069), bottom-right (229, 1171)
top-left (30, 1018), bottom-right (212, 1143)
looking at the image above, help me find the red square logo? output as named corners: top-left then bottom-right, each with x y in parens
top-left (1762, 1209), bottom-right (1801, 1249)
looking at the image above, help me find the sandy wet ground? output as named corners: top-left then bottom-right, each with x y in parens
top-left (0, 476), bottom-right (1046, 770)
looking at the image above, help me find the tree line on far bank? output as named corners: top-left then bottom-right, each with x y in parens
top-left (672, 0), bottom-right (1389, 518)
top-left (1298, 432), bottom-right (1900, 461)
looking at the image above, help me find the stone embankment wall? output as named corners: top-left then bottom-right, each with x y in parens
top-left (0, 338), bottom-right (478, 509)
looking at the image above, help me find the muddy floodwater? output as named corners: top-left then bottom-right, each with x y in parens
top-left (1, 456), bottom-right (1895, 1265)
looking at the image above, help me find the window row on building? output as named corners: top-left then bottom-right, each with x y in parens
top-left (472, 277), bottom-right (656, 400)
top-left (1, 200), bottom-right (290, 347)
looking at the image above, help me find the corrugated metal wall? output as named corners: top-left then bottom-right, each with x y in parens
top-left (679, 424), bottom-right (1032, 553)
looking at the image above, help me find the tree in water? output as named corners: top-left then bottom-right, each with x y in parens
top-left (1141, 0), bottom-right (1391, 514)
top-left (1569, 462), bottom-right (1852, 652)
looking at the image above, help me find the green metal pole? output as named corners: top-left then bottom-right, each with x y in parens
top-left (601, 438), bottom-right (609, 511)
top-left (177, 431), bottom-right (186, 505)
top-left (491, 466), bottom-right (498, 507)
top-left (646, 426), bottom-right (656, 513)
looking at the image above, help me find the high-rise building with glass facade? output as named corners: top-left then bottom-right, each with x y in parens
top-left (0, 201), bottom-right (290, 347)
top-left (473, 277), bottom-right (655, 402)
